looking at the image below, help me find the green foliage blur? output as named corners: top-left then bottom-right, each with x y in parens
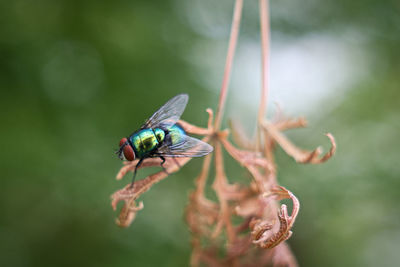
top-left (1, 0), bottom-right (399, 266)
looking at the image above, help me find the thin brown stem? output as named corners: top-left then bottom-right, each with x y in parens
top-left (256, 0), bottom-right (270, 152)
top-left (214, 0), bottom-right (243, 131)
top-left (258, 0), bottom-right (270, 123)
top-left (195, 153), bottom-right (213, 196)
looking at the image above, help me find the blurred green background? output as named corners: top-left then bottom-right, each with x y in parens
top-left (1, 0), bottom-right (399, 266)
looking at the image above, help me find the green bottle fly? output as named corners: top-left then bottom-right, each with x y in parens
top-left (116, 94), bottom-right (213, 188)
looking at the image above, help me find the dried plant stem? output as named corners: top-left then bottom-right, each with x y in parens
top-left (211, 142), bottom-right (235, 241)
top-left (258, 0), bottom-right (270, 124)
top-left (194, 153), bottom-right (213, 197)
top-left (214, 0), bottom-right (243, 131)
top-left (256, 0), bottom-right (271, 155)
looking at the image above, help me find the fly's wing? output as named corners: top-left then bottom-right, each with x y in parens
top-left (142, 94), bottom-right (189, 129)
top-left (155, 135), bottom-right (213, 158)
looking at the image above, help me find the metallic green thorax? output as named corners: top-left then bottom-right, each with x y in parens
top-left (129, 125), bottom-right (185, 158)
top-left (130, 128), bottom-right (163, 158)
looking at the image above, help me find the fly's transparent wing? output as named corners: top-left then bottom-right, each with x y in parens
top-left (142, 94), bottom-right (188, 129)
top-left (155, 135), bottom-right (213, 157)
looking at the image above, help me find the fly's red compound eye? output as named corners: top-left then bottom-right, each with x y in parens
top-left (119, 137), bottom-right (128, 147)
top-left (123, 145), bottom-right (135, 161)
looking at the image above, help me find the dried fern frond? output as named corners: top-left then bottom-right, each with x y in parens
top-left (110, 0), bottom-right (336, 266)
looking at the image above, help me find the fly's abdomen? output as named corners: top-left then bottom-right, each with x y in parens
top-left (167, 124), bottom-right (186, 145)
top-left (130, 129), bottom-right (159, 158)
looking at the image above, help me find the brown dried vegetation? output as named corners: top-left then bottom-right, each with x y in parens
top-left (111, 0), bottom-right (336, 266)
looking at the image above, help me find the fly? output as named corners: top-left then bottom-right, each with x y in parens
top-left (116, 94), bottom-right (213, 188)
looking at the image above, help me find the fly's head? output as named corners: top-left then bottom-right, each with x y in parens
top-left (116, 137), bottom-right (136, 161)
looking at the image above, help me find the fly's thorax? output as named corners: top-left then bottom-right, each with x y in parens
top-left (129, 129), bottom-right (160, 158)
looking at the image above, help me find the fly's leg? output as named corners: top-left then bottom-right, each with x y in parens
top-left (130, 158), bottom-right (144, 189)
top-left (159, 156), bottom-right (169, 175)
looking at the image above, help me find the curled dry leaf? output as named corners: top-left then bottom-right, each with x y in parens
top-left (185, 104), bottom-right (332, 266)
top-left (251, 186), bottom-right (300, 249)
top-left (112, 157), bottom-right (190, 227)
top-left (262, 120), bottom-right (336, 164)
